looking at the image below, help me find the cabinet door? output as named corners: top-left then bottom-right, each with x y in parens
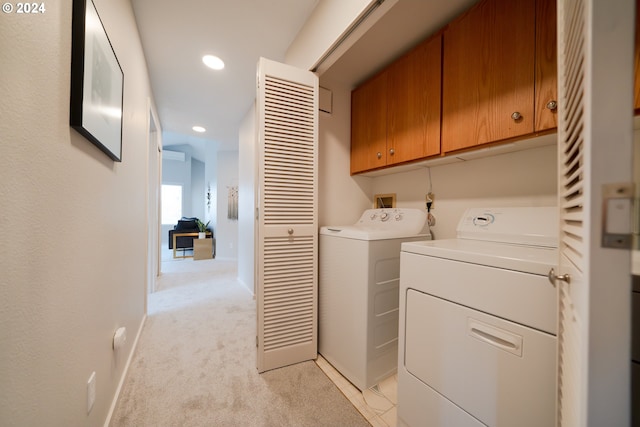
top-left (442, 0), bottom-right (536, 153)
top-left (387, 34), bottom-right (442, 165)
top-left (535, 0), bottom-right (558, 131)
top-left (350, 71), bottom-right (387, 174)
top-left (635, 0), bottom-right (640, 112)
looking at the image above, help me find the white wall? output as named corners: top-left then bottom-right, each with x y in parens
top-left (160, 146), bottom-right (206, 239)
top-left (238, 104), bottom-right (256, 292)
top-left (215, 151), bottom-right (239, 260)
top-left (0, 0), bottom-right (157, 425)
top-left (285, 0), bottom-right (383, 70)
top-left (191, 158), bottom-right (205, 221)
top-left (162, 147), bottom-right (193, 207)
top-left (161, 154), bottom-right (192, 244)
top-left (318, 83), bottom-right (372, 226)
top-left (205, 145), bottom-right (218, 236)
top-left (370, 145), bottom-right (557, 239)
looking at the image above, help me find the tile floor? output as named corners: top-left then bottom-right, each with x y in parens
top-left (315, 355), bottom-right (397, 427)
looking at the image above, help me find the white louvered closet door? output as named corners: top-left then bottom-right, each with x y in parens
top-left (256, 57), bottom-right (318, 373)
top-left (555, 0), bottom-right (634, 425)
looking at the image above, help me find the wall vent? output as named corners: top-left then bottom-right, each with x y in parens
top-left (163, 150), bottom-right (186, 161)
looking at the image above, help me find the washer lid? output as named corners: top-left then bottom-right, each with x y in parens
top-left (320, 208), bottom-right (429, 240)
top-left (401, 239), bottom-right (557, 275)
top-left (320, 225), bottom-right (430, 241)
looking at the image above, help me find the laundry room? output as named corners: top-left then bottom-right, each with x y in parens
top-left (309, 0), bottom-right (635, 425)
top-left (315, 59), bottom-right (559, 427)
top-left (314, 0), bottom-right (559, 236)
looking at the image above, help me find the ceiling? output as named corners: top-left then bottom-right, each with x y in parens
top-left (131, 0), bottom-right (478, 161)
top-left (130, 0), bottom-right (319, 159)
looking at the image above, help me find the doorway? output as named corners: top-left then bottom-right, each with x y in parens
top-left (147, 104), bottom-right (162, 296)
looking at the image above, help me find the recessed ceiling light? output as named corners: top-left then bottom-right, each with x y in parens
top-left (192, 126), bottom-right (206, 133)
top-left (202, 55), bottom-right (224, 70)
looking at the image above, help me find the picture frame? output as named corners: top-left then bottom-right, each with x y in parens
top-left (70, 0), bottom-right (124, 162)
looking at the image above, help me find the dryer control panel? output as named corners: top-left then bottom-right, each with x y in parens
top-left (457, 207), bottom-right (558, 248)
top-left (472, 213), bottom-right (495, 227)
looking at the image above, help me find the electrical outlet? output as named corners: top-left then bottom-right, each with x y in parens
top-left (426, 192), bottom-right (435, 209)
top-left (87, 371), bottom-right (96, 413)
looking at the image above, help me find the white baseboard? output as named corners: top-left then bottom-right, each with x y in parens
top-left (213, 256), bottom-right (237, 261)
top-left (103, 314), bottom-right (147, 427)
top-left (237, 277), bottom-right (255, 297)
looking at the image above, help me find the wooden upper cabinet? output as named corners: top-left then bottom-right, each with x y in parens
top-left (387, 34), bottom-right (442, 165)
top-left (535, 0), bottom-right (558, 131)
top-left (351, 70), bottom-right (387, 174)
top-left (442, 0), bottom-right (536, 153)
top-left (350, 0), bottom-right (558, 174)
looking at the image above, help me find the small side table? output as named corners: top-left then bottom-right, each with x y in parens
top-left (172, 232), bottom-right (212, 259)
top-left (193, 238), bottom-right (213, 260)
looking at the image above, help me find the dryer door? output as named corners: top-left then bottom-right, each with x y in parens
top-left (404, 289), bottom-right (556, 427)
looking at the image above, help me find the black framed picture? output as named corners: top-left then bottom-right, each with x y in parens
top-left (70, 0), bottom-right (124, 162)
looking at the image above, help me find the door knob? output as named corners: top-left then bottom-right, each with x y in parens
top-left (548, 268), bottom-right (570, 286)
top-left (377, 152), bottom-right (382, 159)
top-left (546, 100), bottom-right (558, 110)
top-left (389, 148), bottom-right (395, 155)
top-left (511, 111), bottom-right (522, 121)
top-left (287, 228), bottom-right (294, 235)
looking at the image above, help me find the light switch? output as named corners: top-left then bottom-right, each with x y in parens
top-left (606, 198), bottom-right (632, 234)
top-left (602, 182), bottom-right (634, 249)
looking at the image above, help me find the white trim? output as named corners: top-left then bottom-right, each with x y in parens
top-left (103, 314), bottom-right (147, 427)
top-left (237, 277), bottom-right (255, 298)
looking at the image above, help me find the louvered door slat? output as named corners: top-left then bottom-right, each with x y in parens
top-left (557, 0), bottom-right (587, 422)
top-left (257, 57), bottom-right (318, 373)
top-left (556, 0), bottom-right (633, 424)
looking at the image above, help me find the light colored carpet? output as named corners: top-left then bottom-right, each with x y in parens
top-left (110, 258), bottom-right (369, 427)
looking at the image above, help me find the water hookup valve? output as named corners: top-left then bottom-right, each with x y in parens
top-left (426, 193), bottom-right (436, 227)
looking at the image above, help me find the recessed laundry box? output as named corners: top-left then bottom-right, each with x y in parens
top-left (318, 208), bottom-right (430, 391)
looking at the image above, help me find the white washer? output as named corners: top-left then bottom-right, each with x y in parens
top-left (397, 207), bottom-right (558, 427)
top-left (319, 208), bottom-right (430, 391)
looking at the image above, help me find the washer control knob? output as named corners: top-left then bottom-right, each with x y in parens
top-left (370, 214), bottom-right (377, 220)
top-left (395, 214), bottom-right (402, 221)
top-left (380, 212), bottom-right (389, 221)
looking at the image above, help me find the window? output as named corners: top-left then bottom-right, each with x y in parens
top-left (161, 184), bottom-right (182, 225)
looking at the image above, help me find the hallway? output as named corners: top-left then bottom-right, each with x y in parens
top-left (109, 257), bottom-right (369, 426)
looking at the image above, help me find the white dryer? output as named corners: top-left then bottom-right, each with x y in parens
top-left (319, 208), bottom-right (430, 391)
top-left (398, 207), bottom-right (558, 427)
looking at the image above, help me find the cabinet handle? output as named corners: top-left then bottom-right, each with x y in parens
top-left (377, 152), bottom-right (382, 159)
top-left (546, 100), bottom-right (558, 111)
top-left (287, 228), bottom-right (294, 235)
top-left (389, 148), bottom-right (395, 155)
top-left (511, 111), bottom-right (522, 120)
